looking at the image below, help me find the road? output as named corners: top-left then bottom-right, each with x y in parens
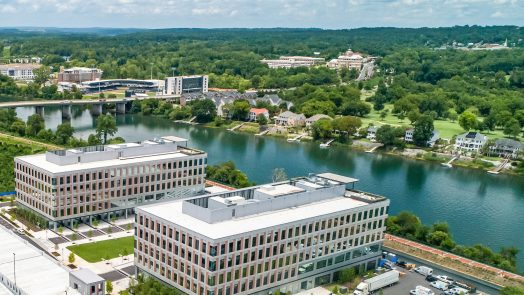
top-left (0, 215), bottom-right (51, 256)
top-left (0, 97), bottom-right (134, 108)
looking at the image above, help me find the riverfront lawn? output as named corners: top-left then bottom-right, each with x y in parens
top-left (67, 236), bottom-right (134, 263)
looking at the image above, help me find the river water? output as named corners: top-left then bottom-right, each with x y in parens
top-left (14, 106), bottom-right (524, 271)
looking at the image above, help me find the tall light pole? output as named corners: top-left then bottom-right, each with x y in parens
top-left (171, 67), bottom-right (177, 77)
top-left (13, 253), bottom-right (16, 286)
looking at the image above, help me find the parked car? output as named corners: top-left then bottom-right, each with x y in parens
top-left (425, 275), bottom-right (438, 282)
top-left (410, 285), bottom-right (434, 295)
top-left (430, 281), bottom-right (449, 291)
top-left (436, 275), bottom-right (454, 284)
top-left (16, 229), bottom-right (25, 235)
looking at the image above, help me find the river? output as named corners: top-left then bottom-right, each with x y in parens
top-left (14, 106), bottom-right (524, 272)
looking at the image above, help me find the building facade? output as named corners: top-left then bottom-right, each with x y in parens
top-left (164, 75), bottom-right (209, 96)
top-left (0, 63), bottom-right (42, 80)
top-left (275, 111), bottom-right (306, 127)
top-left (405, 129), bottom-right (440, 147)
top-left (14, 136), bottom-right (207, 229)
top-left (454, 132), bottom-right (487, 154)
top-left (488, 138), bottom-right (523, 159)
top-left (135, 173), bottom-right (389, 295)
top-left (261, 56), bottom-right (324, 69)
top-left (248, 108), bottom-right (269, 121)
top-left (327, 49), bottom-right (364, 71)
top-left (58, 67), bottom-right (103, 83)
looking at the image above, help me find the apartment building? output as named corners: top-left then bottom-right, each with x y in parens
top-left (135, 173), bottom-right (389, 295)
top-left (164, 75), bottom-right (209, 95)
top-left (14, 136), bottom-right (207, 229)
top-left (58, 67), bottom-right (103, 83)
top-left (0, 63), bottom-right (42, 80)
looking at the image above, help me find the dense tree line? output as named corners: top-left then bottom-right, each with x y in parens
top-left (387, 211), bottom-right (519, 272)
top-left (206, 161), bottom-right (254, 188)
top-left (0, 137), bottom-right (46, 191)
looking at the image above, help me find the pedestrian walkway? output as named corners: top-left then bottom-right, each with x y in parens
top-left (385, 234), bottom-right (524, 282)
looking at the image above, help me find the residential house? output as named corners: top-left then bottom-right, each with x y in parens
top-left (275, 111), bottom-right (306, 127)
top-left (454, 132), bottom-right (487, 153)
top-left (248, 108), bottom-right (269, 121)
top-left (488, 138), bottom-right (523, 159)
top-left (405, 129), bottom-right (440, 147)
top-left (367, 126), bottom-right (378, 141)
top-left (305, 114), bottom-right (332, 128)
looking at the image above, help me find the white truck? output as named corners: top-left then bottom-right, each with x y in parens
top-left (415, 266), bottom-right (433, 276)
top-left (353, 270), bottom-right (400, 295)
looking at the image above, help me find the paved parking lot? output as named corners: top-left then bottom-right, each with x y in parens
top-left (386, 270), bottom-right (441, 295)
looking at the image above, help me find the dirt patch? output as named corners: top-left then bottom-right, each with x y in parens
top-left (67, 264), bottom-right (77, 269)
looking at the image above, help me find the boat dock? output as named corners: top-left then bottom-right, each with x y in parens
top-left (487, 157), bottom-right (510, 174)
top-left (320, 139), bottom-right (334, 148)
top-left (255, 130), bottom-right (270, 136)
top-left (228, 122), bottom-right (246, 131)
top-left (365, 145), bottom-right (381, 153)
top-left (287, 134), bottom-right (304, 142)
top-left (441, 156), bottom-right (458, 168)
top-left (174, 116), bottom-right (197, 124)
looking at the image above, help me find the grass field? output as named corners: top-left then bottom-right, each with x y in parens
top-left (67, 236), bottom-right (134, 263)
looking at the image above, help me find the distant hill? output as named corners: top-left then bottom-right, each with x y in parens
top-left (0, 27), bottom-right (146, 36)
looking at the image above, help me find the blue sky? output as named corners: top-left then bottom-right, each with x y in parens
top-left (0, 0), bottom-right (523, 29)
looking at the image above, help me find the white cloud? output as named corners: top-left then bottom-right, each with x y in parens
top-left (0, 0), bottom-right (522, 28)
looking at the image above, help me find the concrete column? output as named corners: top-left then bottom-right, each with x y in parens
top-left (61, 104), bottom-right (71, 119)
top-left (90, 103), bottom-right (103, 116)
top-left (107, 212), bottom-right (111, 222)
top-left (35, 106), bottom-right (44, 117)
top-left (125, 208), bottom-right (128, 219)
top-left (116, 102), bottom-right (126, 114)
top-left (89, 215), bottom-right (92, 225)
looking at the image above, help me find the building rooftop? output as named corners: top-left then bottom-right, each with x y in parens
top-left (16, 136), bottom-right (204, 174)
top-left (70, 268), bottom-right (104, 284)
top-left (139, 173), bottom-right (386, 240)
top-left (0, 64), bottom-right (41, 69)
top-left (0, 226), bottom-right (79, 295)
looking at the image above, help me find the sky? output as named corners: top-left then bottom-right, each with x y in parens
top-left (0, 0), bottom-right (523, 29)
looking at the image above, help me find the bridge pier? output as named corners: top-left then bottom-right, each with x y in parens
top-left (34, 106), bottom-right (44, 117)
top-left (61, 104), bottom-right (72, 119)
top-left (116, 102), bottom-right (126, 114)
top-left (90, 103), bottom-right (103, 116)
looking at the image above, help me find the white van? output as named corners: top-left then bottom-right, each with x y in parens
top-left (415, 266), bottom-right (433, 276)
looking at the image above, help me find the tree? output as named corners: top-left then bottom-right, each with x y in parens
top-left (504, 119), bottom-right (521, 138)
top-left (379, 109), bottom-right (388, 121)
top-left (106, 280), bottom-right (113, 294)
top-left (458, 111), bottom-right (477, 131)
top-left (337, 267), bottom-right (356, 283)
top-left (413, 115), bottom-right (434, 147)
top-left (58, 226), bottom-right (64, 235)
top-left (95, 114), bottom-right (118, 144)
top-left (190, 99), bottom-right (217, 123)
top-left (340, 101), bottom-right (371, 117)
top-left (25, 114), bottom-right (45, 136)
top-left (9, 119), bottom-right (26, 136)
top-left (87, 230), bottom-right (93, 240)
top-left (55, 123), bottom-right (75, 145)
top-left (311, 119), bottom-right (333, 140)
top-left (301, 99), bottom-right (336, 117)
top-left (500, 286), bottom-right (524, 295)
top-left (407, 109), bottom-right (421, 125)
top-left (230, 99), bottom-right (251, 120)
top-left (271, 168), bottom-right (288, 182)
top-left (448, 109), bottom-right (458, 122)
top-left (32, 66), bottom-right (51, 86)
top-left (87, 134), bottom-right (102, 145)
top-left (256, 114), bottom-right (268, 126)
top-left (68, 252), bottom-right (75, 264)
top-left (331, 116), bottom-right (362, 141)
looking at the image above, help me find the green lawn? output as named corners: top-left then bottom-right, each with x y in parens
top-left (359, 103), bottom-right (523, 141)
top-left (67, 236), bottom-right (134, 263)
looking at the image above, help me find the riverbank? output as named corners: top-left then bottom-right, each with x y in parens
top-left (196, 120), bottom-right (522, 176)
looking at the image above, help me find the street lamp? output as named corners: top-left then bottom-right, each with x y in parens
top-left (150, 63), bottom-right (154, 80)
top-left (171, 67), bottom-right (177, 77)
top-left (13, 253), bottom-right (16, 286)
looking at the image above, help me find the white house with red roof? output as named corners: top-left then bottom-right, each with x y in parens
top-left (248, 108), bottom-right (270, 121)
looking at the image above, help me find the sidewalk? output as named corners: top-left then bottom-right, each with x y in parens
top-left (385, 234), bottom-right (524, 283)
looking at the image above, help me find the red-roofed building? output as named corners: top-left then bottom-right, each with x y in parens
top-left (248, 108), bottom-right (269, 121)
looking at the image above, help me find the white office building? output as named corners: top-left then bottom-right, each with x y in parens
top-left (164, 75), bottom-right (209, 95)
top-left (0, 64), bottom-right (42, 81)
top-left (135, 173), bottom-right (389, 295)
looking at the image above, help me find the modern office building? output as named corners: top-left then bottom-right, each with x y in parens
top-left (260, 56), bottom-right (325, 69)
top-left (57, 67), bottom-right (103, 83)
top-left (164, 75), bottom-right (209, 95)
top-left (135, 173), bottom-right (389, 295)
top-left (14, 136), bottom-right (207, 229)
top-left (0, 63), bottom-right (42, 80)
